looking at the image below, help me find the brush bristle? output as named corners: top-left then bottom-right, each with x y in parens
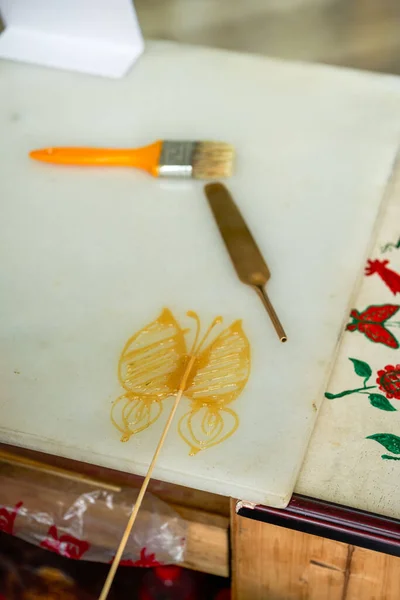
top-left (192, 142), bottom-right (235, 179)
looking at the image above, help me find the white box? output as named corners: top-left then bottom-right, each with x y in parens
top-left (0, 0), bottom-right (144, 78)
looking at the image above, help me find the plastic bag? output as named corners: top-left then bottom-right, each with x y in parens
top-left (0, 465), bottom-right (186, 566)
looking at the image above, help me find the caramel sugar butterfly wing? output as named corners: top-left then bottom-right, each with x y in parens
top-left (179, 319), bottom-right (250, 455)
top-left (111, 393), bottom-right (165, 442)
top-left (118, 308), bottom-right (187, 396)
top-left (112, 309), bottom-right (188, 442)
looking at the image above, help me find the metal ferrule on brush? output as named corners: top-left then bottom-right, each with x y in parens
top-left (158, 141), bottom-right (196, 178)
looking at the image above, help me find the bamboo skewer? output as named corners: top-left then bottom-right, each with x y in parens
top-left (98, 354), bottom-right (197, 600)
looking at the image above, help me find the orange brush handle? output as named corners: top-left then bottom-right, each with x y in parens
top-left (29, 141), bottom-right (163, 177)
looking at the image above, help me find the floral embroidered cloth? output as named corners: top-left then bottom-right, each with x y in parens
top-left (296, 158), bottom-right (400, 519)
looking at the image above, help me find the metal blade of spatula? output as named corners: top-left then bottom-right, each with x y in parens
top-left (204, 182), bottom-right (287, 342)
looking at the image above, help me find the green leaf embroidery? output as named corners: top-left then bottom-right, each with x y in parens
top-left (349, 358), bottom-right (372, 381)
top-left (382, 455), bottom-right (400, 461)
top-left (325, 385), bottom-right (375, 400)
top-left (368, 394), bottom-right (397, 411)
top-left (366, 433), bottom-right (400, 454)
top-left (381, 237), bottom-right (400, 253)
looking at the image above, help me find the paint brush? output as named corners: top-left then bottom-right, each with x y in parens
top-left (29, 140), bottom-right (235, 179)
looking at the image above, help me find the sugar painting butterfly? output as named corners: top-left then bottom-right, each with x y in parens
top-left (111, 309), bottom-right (250, 455)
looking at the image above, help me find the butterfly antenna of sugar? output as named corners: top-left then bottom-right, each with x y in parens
top-left (186, 311), bottom-right (201, 354)
top-left (98, 352), bottom-right (197, 600)
top-left (187, 311), bottom-right (223, 355)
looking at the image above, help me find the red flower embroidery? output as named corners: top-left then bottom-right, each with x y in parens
top-left (110, 547), bottom-right (162, 567)
top-left (40, 525), bottom-right (90, 560)
top-left (365, 259), bottom-right (400, 295)
top-left (0, 501), bottom-right (23, 535)
top-left (376, 364), bottom-right (400, 400)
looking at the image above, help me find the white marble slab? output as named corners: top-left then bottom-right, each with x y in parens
top-left (1, 41), bottom-right (400, 506)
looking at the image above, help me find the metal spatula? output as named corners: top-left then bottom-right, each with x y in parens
top-left (204, 182), bottom-right (287, 342)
